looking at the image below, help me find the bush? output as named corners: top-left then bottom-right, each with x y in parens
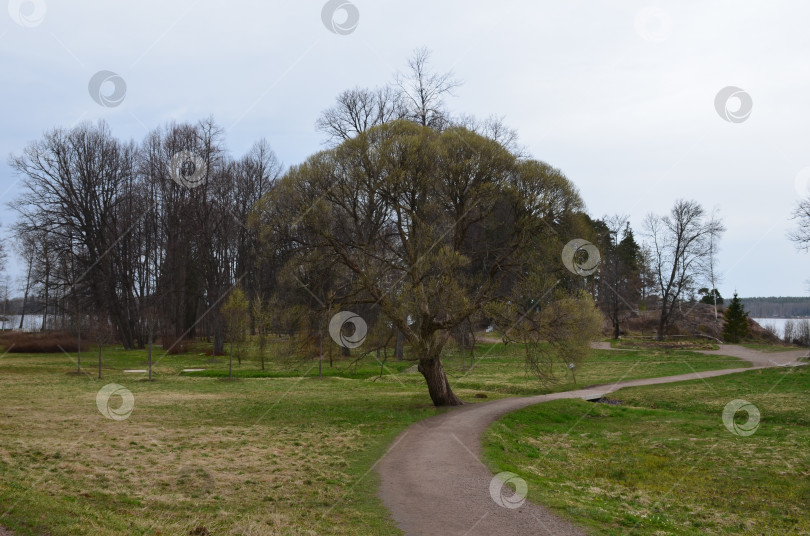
top-left (0, 331), bottom-right (80, 353)
top-left (784, 320), bottom-right (795, 344)
top-left (783, 319), bottom-right (810, 346)
top-left (762, 322), bottom-right (780, 339)
top-left (160, 339), bottom-right (189, 355)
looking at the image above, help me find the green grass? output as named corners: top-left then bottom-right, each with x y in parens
top-left (740, 342), bottom-right (806, 353)
top-left (610, 337), bottom-right (720, 351)
top-left (452, 343), bottom-right (745, 395)
top-left (0, 338), bottom-right (750, 535)
top-left (483, 366), bottom-right (810, 535)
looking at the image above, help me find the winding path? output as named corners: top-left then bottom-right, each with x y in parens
top-left (376, 345), bottom-right (807, 536)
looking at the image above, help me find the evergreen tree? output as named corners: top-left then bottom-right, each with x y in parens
top-left (598, 218), bottom-right (642, 339)
top-left (722, 292), bottom-right (749, 343)
top-left (617, 223), bottom-right (641, 273)
top-left (699, 288), bottom-right (724, 305)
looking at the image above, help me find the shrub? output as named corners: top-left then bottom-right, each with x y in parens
top-left (163, 340), bottom-right (189, 355)
top-left (0, 331), bottom-right (80, 353)
top-left (761, 322), bottom-right (779, 339)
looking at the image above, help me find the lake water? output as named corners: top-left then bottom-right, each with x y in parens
top-left (3, 314), bottom-right (807, 339)
top-left (0, 314), bottom-right (46, 332)
top-left (753, 318), bottom-right (810, 338)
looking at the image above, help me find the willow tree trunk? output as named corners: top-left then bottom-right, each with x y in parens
top-left (418, 355), bottom-right (463, 406)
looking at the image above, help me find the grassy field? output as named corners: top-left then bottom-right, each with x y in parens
top-left (0, 337), bottom-right (750, 535)
top-left (740, 342), bottom-right (807, 353)
top-left (483, 366), bottom-right (810, 535)
top-left (609, 338), bottom-right (719, 351)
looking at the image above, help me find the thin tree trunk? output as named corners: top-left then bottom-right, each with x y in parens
top-left (18, 257), bottom-right (32, 330)
top-left (41, 267), bottom-right (50, 332)
top-left (148, 324), bottom-right (153, 382)
top-left (657, 307), bottom-right (668, 341)
top-left (229, 339), bottom-right (233, 380)
top-left (259, 329), bottom-right (266, 371)
top-left (395, 330), bottom-right (404, 360)
top-left (467, 322), bottom-right (475, 369)
top-left (214, 322), bottom-right (225, 356)
top-left (319, 333), bottom-right (323, 379)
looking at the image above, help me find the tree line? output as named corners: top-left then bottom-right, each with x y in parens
top-left (739, 297), bottom-right (810, 318)
top-left (7, 119), bottom-right (279, 353)
top-left (1, 49), bottom-right (749, 405)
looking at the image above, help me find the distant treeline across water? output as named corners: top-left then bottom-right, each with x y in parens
top-left (741, 297), bottom-right (810, 318)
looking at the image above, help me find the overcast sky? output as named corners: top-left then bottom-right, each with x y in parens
top-left (1, 0), bottom-right (809, 298)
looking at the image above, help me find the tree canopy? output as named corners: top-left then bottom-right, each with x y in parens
top-left (254, 120), bottom-right (600, 405)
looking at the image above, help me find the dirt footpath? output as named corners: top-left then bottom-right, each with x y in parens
top-left (697, 344), bottom-right (807, 367)
top-left (377, 345), bottom-right (804, 535)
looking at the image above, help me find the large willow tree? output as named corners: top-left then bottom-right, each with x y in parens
top-left (255, 120), bottom-right (596, 406)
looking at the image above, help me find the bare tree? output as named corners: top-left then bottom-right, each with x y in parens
top-left (452, 115), bottom-right (522, 155)
top-left (316, 86), bottom-right (405, 143)
top-left (0, 225), bottom-right (10, 329)
top-left (395, 47), bottom-right (460, 129)
top-left (11, 229), bottom-right (37, 329)
top-left (8, 116), bottom-right (283, 359)
top-left (644, 200), bottom-right (726, 340)
top-left (231, 139), bottom-right (282, 318)
top-left (9, 121), bottom-right (141, 346)
top-left (705, 208), bottom-right (724, 320)
top-left (784, 319), bottom-right (796, 344)
top-left (789, 196), bottom-right (810, 251)
top-left (316, 48), bottom-right (461, 146)
top-left (637, 243), bottom-right (657, 307)
top-left (0, 224), bottom-right (6, 276)
top-left (137, 118), bottom-right (235, 353)
top-left (796, 319), bottom-right (810, 347)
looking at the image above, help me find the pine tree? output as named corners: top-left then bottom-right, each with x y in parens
top-left (617, 223), bottom-right (641, 274)
top-left (722, 292), bottom-right (749, 343)
top-left (598, 219), bottom-right (642, 339)
top-left (699, 288), bottom-right (724, 305)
